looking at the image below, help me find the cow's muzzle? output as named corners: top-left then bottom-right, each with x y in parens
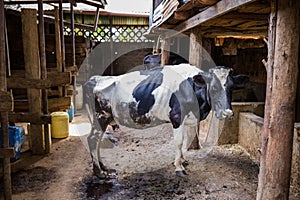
top-left (216, 109), bottom-right (233, 119)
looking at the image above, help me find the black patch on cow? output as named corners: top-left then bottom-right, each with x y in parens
top-left (128, 102), bottom-right (151, 125)
top-left (127, 68), bottom-right (164, 125)
top-left (169, 77), bottom-right (211, 129)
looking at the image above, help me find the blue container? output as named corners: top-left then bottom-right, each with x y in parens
top-left (67, 102), bottom-right (74, 122)
top-left (0, 126), bottom-right (26, 162)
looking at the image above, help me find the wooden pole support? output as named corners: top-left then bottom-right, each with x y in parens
top-left (0, 0), bottom-right (13, 198)
top-left (21, 8), bottom-right (44, 154)
top-left (257, 0), bottom-right (300, 199)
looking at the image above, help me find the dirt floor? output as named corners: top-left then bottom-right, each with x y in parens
top-left (0, 109), bottom-right (299, 200)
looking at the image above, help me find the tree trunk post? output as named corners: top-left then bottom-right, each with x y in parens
top-left (188, 28), bottom-right (202, 150)
top-left (257, 0), bottom-right (300, 199)
top-left (161, 38), bottom-right (170, 66)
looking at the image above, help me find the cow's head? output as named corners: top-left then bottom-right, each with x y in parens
top-left (193, 66), bottom-right (249, 119)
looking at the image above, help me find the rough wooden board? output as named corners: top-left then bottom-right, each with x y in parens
top-left (0, 148), bottom-right (15, 158)
top-left (48, 97), bottom-right (71, 112)
top-left (165, 0), bottom-right (259, 38)
top-left (0, 91), bottom-right (13, 112)
top-left (7, 77), bottom-right (51, 89)
top-left (47, 71), bottom-right (72, 86)
top-left (8, 113), bottom-right (51, 124)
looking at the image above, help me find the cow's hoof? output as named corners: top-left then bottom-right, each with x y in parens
top-left (106, 167), bottom-right (117, 174)
top-left (182, 160), bottom-right (189, 167)
top-left (93, 165), bottom-right (106, 179)
top-left (176, 170), bottom-right (187, 177)
top-left (99, 163), bottom-right (116, 174)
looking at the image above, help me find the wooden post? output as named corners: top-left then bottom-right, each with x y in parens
top-left (38, 0), bottom-right (50, 154)
top-left (189, 28), bottom-right (202, 67)
top-left (70, 2), bottom-right (77, 114)
top-left (257, 0), bottom-right (276, 198)
top-left (54, 6), bottom-right (63, 97)
top-left (257, 0), bottom-right (300, 199)
top-left (70, 3), bottom-right (76, 67)
top-left (21, 9), bottom-right (44, 154)
top-left (59, 0), bottom-right (65, 72)
top-left (188, 28), bottom-right (202, 149)
top-left (0, 0), bottom-right (12, 199)
top-left (94, 7), bottom-right (100, 32)
top-left (55, 7), bottom-right (62, 74)
top-left (161, 38), bottom-right (170, 66)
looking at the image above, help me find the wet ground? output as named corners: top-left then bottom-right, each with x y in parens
top-left (0, 110), bottom-right (299, 199)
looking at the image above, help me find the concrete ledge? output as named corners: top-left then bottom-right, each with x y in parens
top-left (238, 112), bottom-right (263, 160)
top-left (238, 112), bottom-right (300, 192)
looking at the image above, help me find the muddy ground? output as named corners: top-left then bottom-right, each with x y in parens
top-left (0, 110), bottom-right (299, 200)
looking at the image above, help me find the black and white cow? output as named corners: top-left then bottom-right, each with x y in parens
top-left (84, 64), bottom-right (248, 177)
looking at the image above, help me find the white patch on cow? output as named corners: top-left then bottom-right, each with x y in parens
top-left (110, 71), bottom-right (150, 121)
top-left (150, 64), bottom-right (201, 121)
top-left (211, 68), bottom-right (231, 90)
top-left (93, 76), bottom-right (119, 100)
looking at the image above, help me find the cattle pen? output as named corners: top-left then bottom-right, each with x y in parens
top-left (0, 0), bottom-right (300, 199)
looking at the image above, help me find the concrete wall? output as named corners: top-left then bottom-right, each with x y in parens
top-left (199, 102), bottom-right (265, 146)
top-left (238, 112), bottom-right (300, 193)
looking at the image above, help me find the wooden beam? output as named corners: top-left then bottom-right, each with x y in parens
top-left (4, 0), bottom-right (105, 8)
top-left (174, 11), bottom-right (190, 21)
top-left (7, 77), bottom-right (51, 89)
top-left (0, 148), bottom-right (15, 158)
top-left (220, 12), bottom-right (269, 21)
top-left (199, 26), bottom-right (268, 37)
top-left (7, 71), bottom-right (71, 88)
top-left (12, 97), bottom-right (72, 114)
top-left (48, 96), bottom-right (71, 112)
top-left (4, 0), bottom-right (69, 4)
top-left (8, 113), bottom-right (51, 124)
top-left (47, 71), bottom-right (72, 86)
top-left (195, 0), bottom-right (219, 5)
top-left (165, 0), bottom-right (258, 38)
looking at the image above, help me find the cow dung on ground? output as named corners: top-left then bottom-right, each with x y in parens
top-left (1, 109), bottom-right (298, 199)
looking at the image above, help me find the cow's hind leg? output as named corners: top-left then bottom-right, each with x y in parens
top-left (87, 126), bottom-right (107, 178)
top-left (173, 125), bottom-right (187, 177)
top-left (87, 117), bottom-right (116, 178)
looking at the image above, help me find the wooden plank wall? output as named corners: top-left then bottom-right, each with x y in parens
top-left (3, 9), bottom-right (86, 153)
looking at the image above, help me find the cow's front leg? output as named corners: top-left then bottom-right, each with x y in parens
top-left (173, 125), bottom-right (187, 177)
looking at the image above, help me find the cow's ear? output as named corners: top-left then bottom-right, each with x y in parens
top-left (232, 75), bottom-right (249, 89)
top-left (193, 72), bottom-right (211, 87)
